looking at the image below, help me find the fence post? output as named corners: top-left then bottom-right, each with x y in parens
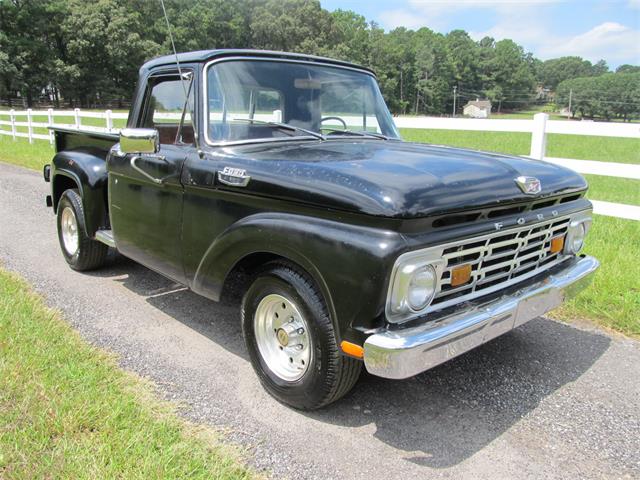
top-left (47, 108), bottom-right (54, 145)
top-left (530, 112), bottom-right (548, 160)
top-left (105, 109), bottom-right (113, 131)
top-left (74, 108), bottom-right (80, 129)
top-left (27, 108), bottom-right (33, 144)
top-left (9, 109), bottom-right (16, 140)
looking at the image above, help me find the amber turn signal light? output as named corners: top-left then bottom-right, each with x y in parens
top-left (340, 341), bottom-right (364, 358)
top-left (451, 263), bottom-right (472, 287)
top-left (550, 235), bottom-right (565, 254)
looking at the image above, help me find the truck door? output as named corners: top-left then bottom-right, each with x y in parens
top-left (108, 71), bottom-right (195, 283)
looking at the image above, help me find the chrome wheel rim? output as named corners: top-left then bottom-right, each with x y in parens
top-left (61, 207), bottom-right (79, 255)
top-left (254, 294), bottom-right (311, 381)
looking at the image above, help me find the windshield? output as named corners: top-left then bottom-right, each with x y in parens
top-left (205, 59), bottom-right (400, 143)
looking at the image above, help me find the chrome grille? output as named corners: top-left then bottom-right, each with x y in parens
top-left (431, 216), bottom-right (571, 310)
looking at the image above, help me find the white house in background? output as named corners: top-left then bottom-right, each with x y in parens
top-left (463, 99), bottom-right (492, 118)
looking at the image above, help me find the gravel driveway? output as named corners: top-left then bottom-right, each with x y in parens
top-left (1, 162), bottom-right (638, 479)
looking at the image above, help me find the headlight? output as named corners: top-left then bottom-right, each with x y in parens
top-left (387, 252), bottom-right (443, 323)
top-left (565, 215), bottom-right (591, 255)
top-left (407, 265), bottom-right (437, 310)
top-left (570, 223), bottom-right (585, 253)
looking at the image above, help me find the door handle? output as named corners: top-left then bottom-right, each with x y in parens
top-left (130, 155), bottom-right (169, 185)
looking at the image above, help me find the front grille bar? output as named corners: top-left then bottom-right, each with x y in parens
top-left (428, 215), bottom-right (573, 312)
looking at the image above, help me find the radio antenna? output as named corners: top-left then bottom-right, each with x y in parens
top-left (160, 0), bottom-right (186, 95)
top-left (159, 0), bottom-right (199, 148)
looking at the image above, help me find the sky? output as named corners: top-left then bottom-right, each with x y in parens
top-left (320, 0), bottom-right (640, 68)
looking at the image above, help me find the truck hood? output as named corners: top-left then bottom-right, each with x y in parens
top-left (216, 139), bottom-right (587, 218)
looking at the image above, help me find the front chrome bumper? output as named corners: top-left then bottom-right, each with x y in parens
top-left (363, 255), bottom-right (599, 379)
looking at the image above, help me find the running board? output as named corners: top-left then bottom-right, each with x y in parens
top-left (95, 229), bottom-right (116, 248)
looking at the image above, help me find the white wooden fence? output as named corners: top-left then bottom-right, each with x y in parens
top-left (1, 109), bottom-right (638, 220)
top-left (394, 113), bottom-right (640, 160)
top-left (2, 109), bottom-right (638, 163)
top-left (0, 108), bottom-right (128, 144)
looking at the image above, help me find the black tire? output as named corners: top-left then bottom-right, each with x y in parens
top-left (56, 189), bottom-right (108, 271)
top-left (241, 262), bottom-right (361, 410)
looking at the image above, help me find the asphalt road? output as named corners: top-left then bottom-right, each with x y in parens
top-left (1, 162), bottom-right (638, 479)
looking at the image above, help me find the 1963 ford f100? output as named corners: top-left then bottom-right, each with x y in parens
top-left (44, 49), bottom-right (599, 409)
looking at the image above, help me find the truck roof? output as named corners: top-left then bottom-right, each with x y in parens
top-left (142, 49), bottom-right (375, 75)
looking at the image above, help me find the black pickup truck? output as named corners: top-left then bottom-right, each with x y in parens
top-left (45, 49), bottom-right (599, 409)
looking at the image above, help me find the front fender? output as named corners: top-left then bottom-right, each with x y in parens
top-left (52, 149), bottom-right (108, 237)
top-left (192, 213), bottom-right (407, 341)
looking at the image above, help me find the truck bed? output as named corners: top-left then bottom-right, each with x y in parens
top-left (50, 127), bottom-right (118, 154)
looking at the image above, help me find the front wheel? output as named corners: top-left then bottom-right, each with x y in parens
top-left (56, 189), bottom-right (108, 271)
top-left (241, 263), bottom-right (361, 410)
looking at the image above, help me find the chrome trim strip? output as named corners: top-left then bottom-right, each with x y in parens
top-left (95, 229), bottom-right (116, 248)
top-left (366, 255), bottom-right (599, 379)
top-left (201, 56), bottom-right (384, 148)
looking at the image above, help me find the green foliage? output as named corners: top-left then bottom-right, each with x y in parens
top-left (250, 0), bottom-right (334, 54)
top-left (0, 0), bottom-right (636, 115)
top-left (616, 64), bottom-right (640, 74)
top-left (556, 72), bottom-right (640, 121)
top-left (537, 56), bottom-right (607, 90)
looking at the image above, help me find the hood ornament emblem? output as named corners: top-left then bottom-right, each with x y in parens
top-left (515, 176), bottom-right (541, 195)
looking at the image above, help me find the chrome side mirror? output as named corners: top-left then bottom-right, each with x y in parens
top-left (119, 128), bottom-right (159, 154)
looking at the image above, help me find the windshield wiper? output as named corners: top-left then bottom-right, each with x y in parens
top-left (324, 128), bottom-right (389, 140)
top-left (231, 118), bottom-right (324, 140)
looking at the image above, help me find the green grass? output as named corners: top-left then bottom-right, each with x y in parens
top-left (547, 134), bottom-right (640, 164)
top-left (0, 135), bottom-right (53, 170)
top-left (584, 174), bottom-right (640, 206)
top-left (402, 128), bottom-right (531, 155)
top-left (400, 128), bottom-right (640, 164)
top-left (551, 215), bottom-right (640, 337)
top-left (0, 267), bottom-right (256, 479)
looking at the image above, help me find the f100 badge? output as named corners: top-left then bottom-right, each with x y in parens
top-left (515, 176), bottom-right (542, 195)
top-left (218, 166), bottom-right (251, 187)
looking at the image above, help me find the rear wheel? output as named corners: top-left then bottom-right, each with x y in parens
top-left (242, 262), bottom-right (361, 410)
top-left (56, 189), bottom-right (108, 271)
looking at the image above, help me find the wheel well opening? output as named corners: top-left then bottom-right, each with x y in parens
top-left (220, 252), bottom-right (340, 342)
top-left (52, 175), bottom-right (79, 211)
top-left (220, 252), bottom-right (285, 303)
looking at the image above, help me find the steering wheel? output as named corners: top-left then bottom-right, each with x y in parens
top-left (320, 116), bottom-right (347, 130)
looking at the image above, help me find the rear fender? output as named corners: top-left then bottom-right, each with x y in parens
top-left (51, 149), bottom-right (108, 237)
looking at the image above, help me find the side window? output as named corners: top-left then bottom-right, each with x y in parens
top-left (142, 74), bottom-right (194, 145)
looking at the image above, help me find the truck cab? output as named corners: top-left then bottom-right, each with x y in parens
top-left (45, 50), bottom-right (599, 409)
